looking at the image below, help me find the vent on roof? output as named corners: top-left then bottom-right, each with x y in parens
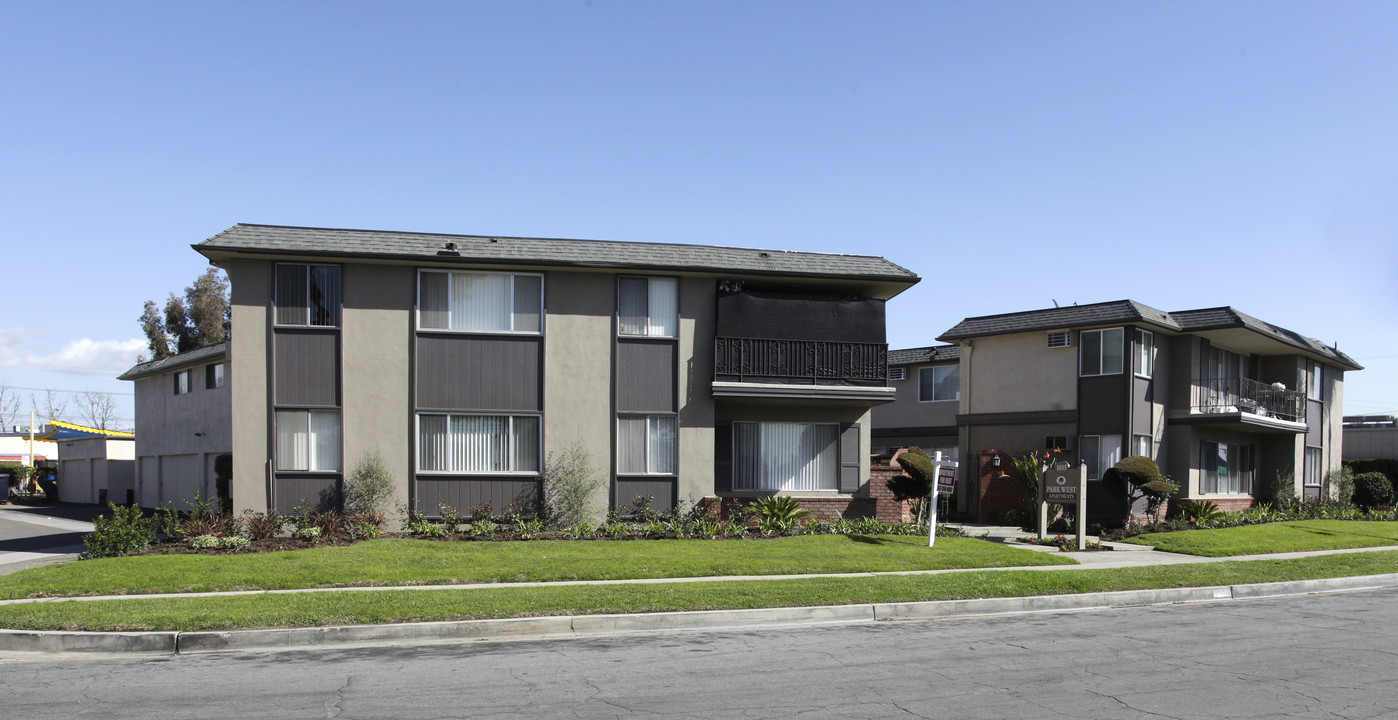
top-left (889, 367), bottom-right (908, 381)
top-left (1047, 331), bottom-right (1071, 348)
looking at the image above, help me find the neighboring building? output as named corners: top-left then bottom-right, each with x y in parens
top-left (119, 343), bottom-right (232, 509)
top-left (1342, 415), bottom-right (1398, 460)
top-left (191, 224), bottom-right (918, 520)
top-left (0, 431), bottom-right (54, 465)
top-left (875, 300), bottom-right (1360, 524)
top-left (55, 436), bottom-right (135, 505)
top-left (870, 345), bottom-right (960, 460)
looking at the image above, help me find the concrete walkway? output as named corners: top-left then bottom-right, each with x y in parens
top-left (3, 513), bottom-right (1398, 655)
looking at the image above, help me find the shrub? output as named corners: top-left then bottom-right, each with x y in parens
top-left (1327, 467), bottom-right (1356, 505)
top-left (515, 517), bottom-right (544, 539)
top-left (1259, 471), bottom-right (1298, 509)
top-left (187, 534), bottom-right (221, 550)
top-left (293, 526), bottom-right (322, 542)
top-left (752, 496), bottom-right (810, 535)
top-left (1352, 471), bottom-right (1394, 510)
top-left (543, 442), bottom-right (604, 529)
top-left (83, 504), bottom-right (157, 558)
top-left (470, 518), bottom-right (497, 537)
top-left (180, 514), bottom-right (230, 539)
top-left (1103, 455), bottom-right (1176, 518)
top-left (343, 451), bottom-right (396, 517)
top-left (312, 510), bottom-right (346, 537)
top-left (1177, 500), bottom-right (1223, 525)
top-left (347, 511), bottom-right (384, 540)
top-left (241, 509), bottom-right (284, 541)
top-left (219, 535), bottom-right (250, 551)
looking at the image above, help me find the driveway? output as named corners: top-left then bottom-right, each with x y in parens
top-left (0, 502), bottom-right (100, 575)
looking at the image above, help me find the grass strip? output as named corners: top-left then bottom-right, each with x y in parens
top-left (2, 551), bottom-right (1396, 632)
top-left (0, 535), bottom-right (1072, 600)
top-left (1121, 520), bottom-right (1398, 557)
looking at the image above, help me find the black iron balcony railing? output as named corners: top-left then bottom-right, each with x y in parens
top-left (1191, 376), bottom-right (1306, 423)
top-left (713, 337), bottom-right (888, 387)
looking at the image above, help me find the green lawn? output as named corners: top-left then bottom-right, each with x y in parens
top-left (1123, 520), bottom-right (1398, 557)
top-left (2, 551), bottom-right (1395, 632)
top-left (0, 534), bottom-right (1072, 600)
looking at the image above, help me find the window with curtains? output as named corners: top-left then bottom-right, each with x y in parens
top-left (1080, 328), bottom-right (1124, 376)
top-left (617, 415), bottom-right (677, 474)
top-left (617, 277), bottom-right (678, 337)
top-left (1303, 447), bottom-right (1322, 487)
top-left (1201, 441), bottom-right (1254, 494)
top-left (1079, 434), bottom-right (1122, 481)
top-left (275, 264), bottom-right (341, 327)
top-left (1134, 329), bottom-right (1154, 377)
top-left (1132, 434), bottom-right (1152, 458)
top-left (275, 410), bottom-right (341, 472)
top-left (418, 270), bottom-right (543, 334)
top-left (417, 414), bottom-right (541, 474)
top-left (732, 422), bottom-right (838, 492)
top-left (172, 369), bottom-right (191, 395)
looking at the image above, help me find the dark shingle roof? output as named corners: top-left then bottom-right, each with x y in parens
top-left (938, 300), bottom-right (1360, 370)
top-left (938, 300), bottom-right (1179, 341)
top-left (118, 342), bottom-right (227, 381)
top-left (195, 224), bottom-right (920, 286)
top-left (889, 345), bottom-right (960, 366)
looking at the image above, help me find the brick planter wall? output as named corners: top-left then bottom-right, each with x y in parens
top-left (1168, 497), bottom-right (1256, 516)
top-left (701, 452), bottom-right (912, 524)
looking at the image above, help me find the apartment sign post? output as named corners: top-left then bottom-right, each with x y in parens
top-left (1038, 461), bottom-right (1088, 550)
top-left (927, 455), bottom-right (958, 548)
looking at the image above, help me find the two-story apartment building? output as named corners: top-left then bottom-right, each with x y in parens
top-left (874, 300), bottom-right (1360, 524)
top-left (190, 224), bottom-right (917, 520)
top-left (118, 342), bottom-right (232, 509)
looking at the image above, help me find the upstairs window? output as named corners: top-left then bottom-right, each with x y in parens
top-left (172, 370), bottom-right (191, 395)
top-left (1307, 363), bottom-right (1323, 401)
top-left (919, 365), bottom-right (960, 402)
top-left (1134, 329), bottom-right (1154, 378)
top-left (205, 363), bottom-right (224, 390)
top-left (275, 264), bottom-right (341, 327)
top-left (419, 271), bottom-right (542, 334)
top-left (618, 277), bottom-right (678, 337)
top-left (1080, 328), bottom-right (1124, 376)
top-left (417, 413), bottom-right (540, 474)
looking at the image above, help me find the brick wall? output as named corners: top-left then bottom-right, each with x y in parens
top-left (1167, 497), bottom-right (1255, 515)
top-left (976, 450), bottom-right (1029, 524)
top-left (701, 452), bottom-right (912, 524)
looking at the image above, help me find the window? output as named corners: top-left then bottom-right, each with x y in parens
top-left (1304, 447), bottom-right (1322, 487)
top-left (1132, 434), bottom-right (1152, 458)
top-left (1080, 435), bottom-right (1122, 480)
top-left (172, 370), bottom-right (191, 395)
top-left (417, 414), bottom-right (540, 474)
top-left (1201, 441), bottom-right (1254, 494)
top-left (733, 422), bottom-right (838, 491)
top-left (275, 264), bottom-right (341, 327)
top-left (1047, 331), bottom-right (1071, 348)
top-left (889, 367), bottom-right (908, 381)
top-left (1045, 435), bottom-right (1069, 452)
top-left (275, 410), bottom-right (341, 472)
top-left (919, 365), bottom-right (960, 402)
top-left (617, 415), bottom-right (677, 474)
top-left (1080, 328), bottom-right (1124, 376)
top-left (1134, 329), bottom-right (1154, 377)
top-left (617, 277), bottom-right (678, 337)
top-left (206, 363), bottom-right (224, 390)
top-left (418, 271), bottom-right (543, 334)
top-left (1307, 363), bottom-right (1323, 401)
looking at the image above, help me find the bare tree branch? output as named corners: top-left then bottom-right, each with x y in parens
top-left (32, 389), bottom-right (68, 425)
top-left (0, 382), bottom-right (22, 430)
top-left (73, 390), bottom-right (118, 430)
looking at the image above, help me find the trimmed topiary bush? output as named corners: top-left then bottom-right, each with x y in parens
top-left (1351, 471), bottom-right (1394, 510)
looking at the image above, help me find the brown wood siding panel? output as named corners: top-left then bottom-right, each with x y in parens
top-left (273, 474), bottom-right (340, 513)
top-left (273, 330), bottom-right (340, 407)
top-left (1078, 375), bottom-right (1126, 436)
top-left (415, 477), bottom-right (543, 515)
top-left (616, 340), bottom-right (675, 413)
top-left (416, 335), bottom-right (541, 412)
top-left (615, 478), bottom-right (676, 513)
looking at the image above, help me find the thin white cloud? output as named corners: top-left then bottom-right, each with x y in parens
top-left (0, 328), bottom-right (146, 376)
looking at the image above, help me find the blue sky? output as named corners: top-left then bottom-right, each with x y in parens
top-left (2, 0), bottom-right (1395, 430)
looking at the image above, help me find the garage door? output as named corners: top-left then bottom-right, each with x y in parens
top-left (159, 454), bottom-right (202, 509)
top-left (60, 459), bottom-right (92, 504)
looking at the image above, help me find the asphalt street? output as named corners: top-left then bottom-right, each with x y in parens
top-left (3, 585), bottom-right (1395, 719)
top-left (0, 503), bottom-right (96, 575)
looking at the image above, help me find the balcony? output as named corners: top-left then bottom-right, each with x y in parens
top-left (1171, 376), bottom-right (1307, 433)
top-left (712, 337), bottom-right (895, 403)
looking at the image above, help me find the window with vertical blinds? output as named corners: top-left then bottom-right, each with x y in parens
top-left (732, 422), bottom-right (838, 491)
top-left (417, 414), bottom-right (541, 474)
top-left (418, 270), bottom-right (543, 334)
top-left (275, 410), bottom-right (341, 472)
top-left (1201, 441), bottom-right (1254, 494)
top-left (617, 415), bottom-right (677, 474)
top-left (275, 264), bottom-right (341, 327)
top-left (617, 277), bottom-right (678, 337)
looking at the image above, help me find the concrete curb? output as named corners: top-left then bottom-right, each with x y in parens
top-left (7, 573), bottom-right (1398, 655)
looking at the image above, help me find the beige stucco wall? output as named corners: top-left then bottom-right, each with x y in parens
top-left (543, 271), bottom-right (614, 520)
top-left (224, 259), bottom-right (270, 513)
top-left (871, 363), bottom-right (960, 430)
top-left (961, 333), bottom-right (1077, 415)
top-left (341, 263), bottom-right (413, 517)
top-left (676, 276), bottom-right (716, 508)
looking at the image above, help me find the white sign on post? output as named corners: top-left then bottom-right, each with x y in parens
top-left (927, 455), bottom-right (957, 548)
